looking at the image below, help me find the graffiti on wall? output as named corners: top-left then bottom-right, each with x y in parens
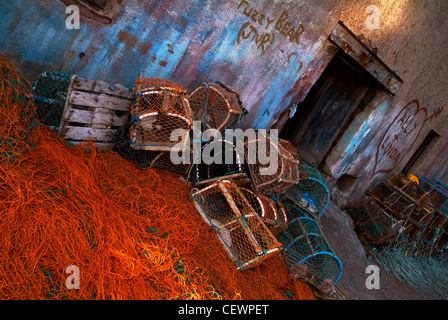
top-left (372, 99), bottom-right (443, 177)
top-left (235, 0), bottom-right (305, 56)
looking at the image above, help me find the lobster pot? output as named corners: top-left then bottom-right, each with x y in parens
top-left (190, 139), bottom-right (250, 188)
top-left (368, 180), bottom-right (416, 219)
top-left (284, 165), bottom-right (330, 219)
top-left (419, 176), bottom-right (448, 216)
top-left (410, 206), bottom-right (434, 225)
top-left (245, 131), bottom-right (300, 196)
top-left (188, 82), bottom-right (245, 132)
top-left (279, 138), bottom-right (298, 159)
top-left (347, 197), bottom-right (401, 246)
top-left (189, 180), bottom-right (282, 270)
top-left (427, 210), bottom-right (448, 233)
top-left (276, 216), bottom-right (343, 289)
top-left (386, 173), bottom-right (430, 208)
top-left (147, 150), bottom-right (192, 176)
top-left (238, 187), bottom-right (288, 234)
top-left (32, 71), bottom-right (72, 133)
top-left (420, 226), bottom-right (448, 248)
top-left (281, 197), bottom-right (312, 222)
top-left (434, 231), bottom-right (448, 251)
top-left (257, 194), bottom-right (288, 234)
top-left (130, 77), bottom-right (192, 151)
top-left (57, 75), bottom-right (134, 149)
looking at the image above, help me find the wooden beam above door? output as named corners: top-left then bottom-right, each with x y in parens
top-left (329, 21), bottom-right (403, 96)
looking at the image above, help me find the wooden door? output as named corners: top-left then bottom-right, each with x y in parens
top-left (282, 56), bottom-right (370, 167)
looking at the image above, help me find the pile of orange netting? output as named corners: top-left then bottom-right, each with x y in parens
top-left (0, 55), bottom-right (315, 300)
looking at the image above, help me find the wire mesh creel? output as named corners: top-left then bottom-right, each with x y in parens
top-left (244, 131), bottom-right (300, 196)
top-left (238, 187), bottom-right (288, 235)
top-left (147, 149), bottom-right (192, 176)
top-left (368, 180), bottom-right (417, 219)
top-left (345, 196), bottom-right (400, 246)
top-left (276, 214), bottom-right (343, 292)
top-left (188, 82), bottom-right (246, 132)
top-left (419, 176), bottom-right (448, 227)
top-left (130, 77), bottom-right (192, 152)
top-left (32, 71), bottom-right (71, 134)
top-left (284, 165), bottom-right (330, 219)
top-left (189, 180), bottom-right (282, 270)
top-left (188, 139), bottom-right (250, 188)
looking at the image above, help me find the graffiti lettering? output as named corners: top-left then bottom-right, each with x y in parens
top-left (275, 10), bottom-right (304, 44)
top-left (236, 0), bottom-right (305, 55)
top-left (381, 134), bottom-right (401, 163)
top-left (237, 21), bottom-right (275, 55)
top-left (372, 100), bottom-right (444, 177)
top-left (266, 16), bottom-right (276, 29)
top-left (238, 0), bottom-right (270, 28)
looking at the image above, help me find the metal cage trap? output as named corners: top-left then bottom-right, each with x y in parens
top-left (130, 77), bottom-right (192, 152)
top-left (244, 131), bottom-right (300, 196)
top-left (188, 82), bottom-right (246, 132)
top-left (32, 71), bottom-right (72, 134)
top-left (276, 214), bottom-right (343, 293)
top-left (238, 187), bottom-right (288, 235)
top-left (189, 180), bottom-right (282, 270)
top-left (188, 139), bottom-right (250, 188)
top-left (346, 196), bottom-right (401, 246)
top-left (283, 165), bottom-right (331, 219)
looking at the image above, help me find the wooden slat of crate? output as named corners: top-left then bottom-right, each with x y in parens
top-left (69, 91), bottom-right (132, 112)
top-left (69, 141), bottom-right (116, 149)
top-left (63, 127), bottom-right (118, 142)
top-left (58, 75), bottom-right (133, 148)
top-left (71, 77), bottom-right (134, 100)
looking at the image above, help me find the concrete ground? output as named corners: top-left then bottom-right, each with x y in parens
top-left (319, 201), bottom-right (439, 300)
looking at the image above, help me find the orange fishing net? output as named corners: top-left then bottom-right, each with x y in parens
top-left (0, 55), bottom-right (315, 300)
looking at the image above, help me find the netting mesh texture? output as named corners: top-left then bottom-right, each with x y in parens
top-left (0, 56), bottom-right (316, 300)
top-left (345, 196), bottom-right (399, 247)
top-left (363, 173), bottom-right (443, 250)
top-left (130, 77), bottom-right (192, 151)
top-left (189, 180), bottom-right (282, 270)
top-left (276, 201), bottom-right (342, 294)
top-left (188, 139), bottom-right (249, 187)
top-left (346, 172), bottom-right (448, 299)
top-left (244, 131), bottom-right (300, 196)
top-left (283, 165), bottom-right (331, 218)
top-left (188, 82), bottom-right (246, 132)
top-left (32, 71), bottom-right (71, 133)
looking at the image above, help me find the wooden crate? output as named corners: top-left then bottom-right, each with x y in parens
top-left (58, 75), bottom-right (134, 149)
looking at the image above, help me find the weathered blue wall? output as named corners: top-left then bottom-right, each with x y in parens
top-left (0, 0), bottom-right (332, 130)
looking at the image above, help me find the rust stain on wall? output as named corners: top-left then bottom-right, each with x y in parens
top-left (137, 43), bottom-right (152, 55)
top-left (118, 30), bottom-right (138, 48)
